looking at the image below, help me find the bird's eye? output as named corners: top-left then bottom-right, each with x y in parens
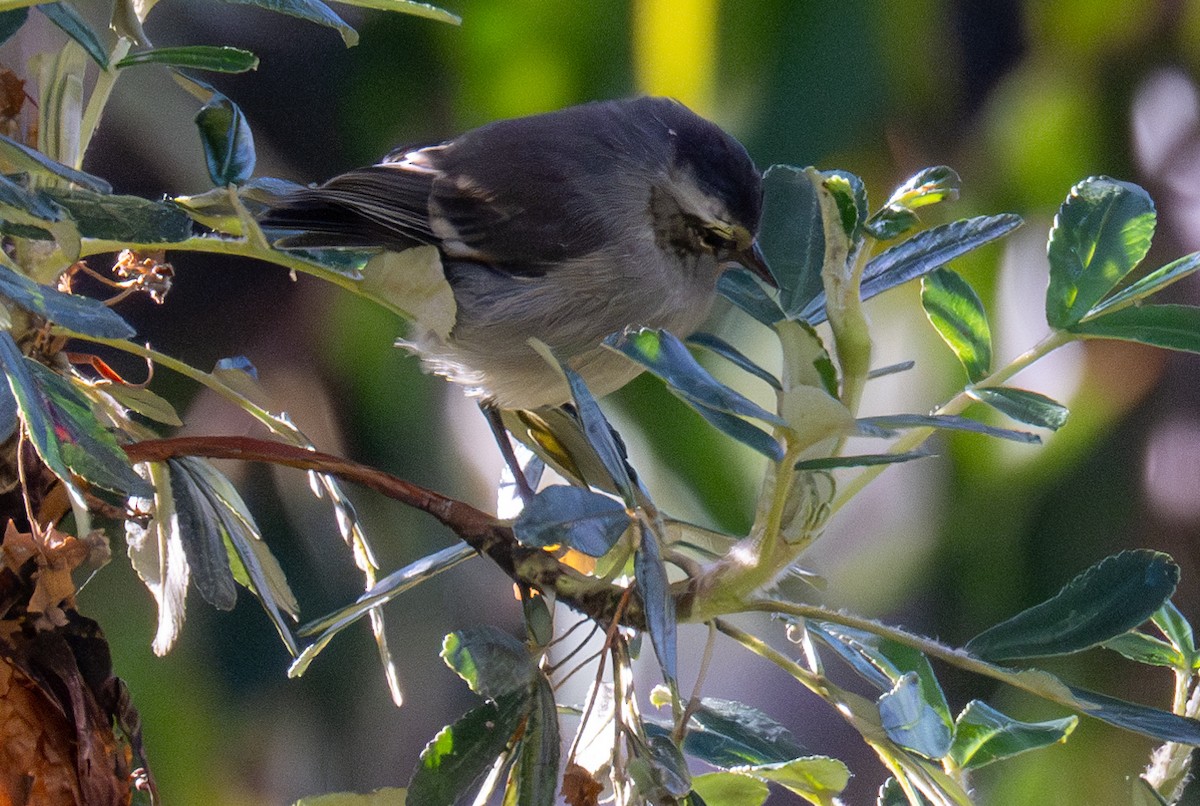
top-left (700, 228), bottom-right (735, 252)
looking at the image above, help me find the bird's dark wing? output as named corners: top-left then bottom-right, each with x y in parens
top-left (261, 163), bottom-right (438, 251)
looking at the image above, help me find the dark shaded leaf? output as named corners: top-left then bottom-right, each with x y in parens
top-left (858, 414), bottom-right (1039, 444)
top-left (758, 164), bottom-right (823, 316)
top-left (0, 133), bottom-right (110, 192)
top-left (513, 485), bottom-right (630, 557)
top-left (867, 360), bottom-right (915, 379)
top-left (681, 698), bottom-right (806, 767)
top-left (0, 381), bottom-right (16, 443)
top-left (0, 173), bottom-right (68, 221)
top-left (0, 331), bottom-right (76, 495)
top-left (0, 257), bottom-right (135, 338)
top-left (166, 460), bottom-right (238, 610)
top-left (802, 214), bottom-right (1022, 324)
top-left (195, 91), bottom-right (255, 186)
top-left (687, 332), bottom-right (781, 390)
top-left (921, 268), bottom-right (991, 381)
top-left (968, 387), bottom-right (1069, 430)
top-left (441, 626), bottom-right (536, 700)
top-left (1065, 684), bottom-right (1200, 744)
top-left (878, 673), bottom-right (953, 759)
top-left (553, 357), bottom-right (637, 504)
top-left (1101, 631), bottom-right (1184, 668)
top-left (965, 550), bottom-right (1179, 661)
top-left (717, 269), bottom-right (784, 327)
top-left (329, 0), bottom-right (460, 25)
top-left (0, 9), bottom-right (28, 45)
top-left (949, 700), bottom-right (1076, 770)
top-left (38, 2), bottom-right (107, 67)
top-left (407, 690), bottom-right (530, 806)
top-left (794, 449), bottom-right (933, 470)
top-left (216, 0), bottom-right (358, 46)
top-left (636, 521), bottom-right (676, 684)
top-left (42, 186), bottom-right (192, 242)
top-left (117, 45), bottom-right (259, 72)
top-left (878, 777), bottom-right (933, 806)
top-left (1071, 304), bottom-right (1200, 354)
top-left (1046, 177), bottom-right (1155, 328)
top-left (1087, 251), bottom-right (1200, 318)
top-left (517, 676), bottom-right (560, 806)
top-left (689, 402), bottom-right (784, 460)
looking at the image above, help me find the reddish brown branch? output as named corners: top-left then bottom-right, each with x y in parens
top-left (122, 436), bottom-right (643, 627)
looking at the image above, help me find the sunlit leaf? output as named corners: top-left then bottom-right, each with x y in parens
top-left (216, 0), bottom-right (359, 46)
top-left (195, 90), bottom-right (255, 185)
top-left (636, 521), bottom-right (676, 684)
top-left (38, 2), bottom-right (107, 68)
top-left (878, 673), bottom-right (953, 759)
top-left (117, 45), bottom-right (259, 72)
top-left (858, 413), bottom-right (1038, 444)
top-left (43, 186), bottom-right (192, 242)
top-left (441, 626), bottom-right (536, 701)
top-left (820, 169), bottom-right (866, 240)
top-left (513, 485), bottom-right (630, 557)
top-left (733, 756), bottom-right (850, 804)
top-left (407, 690), bottom-right (529, 806)
top-left (1152, 601), bottom-right (1196, 666)
top-left (1101, 631), bottom-right (1184, 668)
top-left (104, 384), bottom-right (183, 426)
top-left (1046, 177), bottom-right (1156, 328)
top-left (326, 0), bottom-right (459, 25)
top-left (125, 462), bottom-right (189, 655)
top-left (1071, 304), bottom-right (1200, 354)
top-left (965, 550), bottom-right (1179, 661)
top-left (1086, 251), bottom-right (1200, 319)
top-left (949, 700), bottom-right (1077, 770)
top-left (794, 449), bottom-right (933, 471)
top-left (967, 387), bottom-right (1070, 430)
top-left (867, 166), bottom-right (961, 241)
top-left (0, 133), bottom-right (110, 192)
top-left (921, 268), bottom-right (991, 382)
top-left (690, 772), bottom-right (768, 806)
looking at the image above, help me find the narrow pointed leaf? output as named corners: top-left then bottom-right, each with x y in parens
top-left (859, 414), bottom-right (1039, 444)
top-left (759, 164), bottom-right (823, 316)
top-left (105, 385), bottom-right (183, 426)
top-left (166, 460), bottom-right (238, 611)
top-left (1071, 304), bottom-right (1200, 354)
top-left (1046, 177), bottom-right (1156, 328)
top-left (968, 387), bottom-right (1069, 430)
top-left (717, 269), bottom-right (784, 327)
top-left (1152, 601), bottom-right (1196, 663)
top-left (949, 700), bottom-right (1076, 769)
top-left (0, 256), bottom-right (135, 338)
top-left (117, 45), bottom-right (259, 73)
top-left (1087, 251), bottom-right (1200, 318)
top-left (513, 485), bottom-right (630, 557)
top-left (878, 673), bottom-right (953, 759)
top-left (216, 0), bottom-right (358, 46)
top-left (441, 626), bottom-right (536, 700)
top-left (0, 382), bottom-right (16, 443)
top-left (1101, 631), bottom-right (1184, 668)
top-left (690, 402), bottom-right (784, 460)
top-left (407, 690), bottom-right (530, 806)
top-left (550, 355), bottom-right (637, 504)
top-left (0, 133), bottom-right (110, 192)
top-left (516, 677), bottom-right (559, 806)
top-left (125, 462), bottom-right (189, 655)
top-left (921, 268), bottom-right (991, 381)
top-left (0, 332), bottom-right (75, 493)
top-left (687, 332), bottom-right (781, 390)
top-left (38, 2), bottom-right (107, 67)
top-left (867, 360), bottom-right (915, 379)
top-left (1065, 684), bottom-right (1200, 744)
top-left (965, 550), bottom-right (1179, 661)
top-left (794, 449), bottom-right (933, 470)
top-left (326, 0), bottom-right (460, 24)
top-left (195, 91), bottom-right (255, 186)
top-left (636, 521), bottom-right (676, 683)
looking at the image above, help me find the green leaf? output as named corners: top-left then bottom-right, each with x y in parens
top-left (685, 398), bottom-right (785, 461)
top-left (1046, 177), bottom-right (1156, 328)
top-left (858, 414), bottom-right (1039, 444)
top-left (0, 256), bottom-right (135, 338)
top-left (690, 773), bottom-right (768, 806)
top-left (759, 164), bottom-right (823, 317)
top-left (195, 91), bottom-right (255, 186)
top-left (104, 384), bottom-right (183, 426)
top-left (1101, 631), bottom-right (1185, 668)
top-left (794, 449), bottom-right (933, 471)
top-left (1064, 684), bottom-right (1200, 744)
top-left (124, 462), bottom-right (189, 655)
top-left (1152, 601), bottom-right (1196, 664)
top-left (867, 166), bottom-right (961, 240)
top-left (0, 381), bottom-right (16, 443)
top-left (0, 134), bottom-right (110, 192)
top-left (325, 0), bottom-right (459, 25)
top-left (1070, 304), bottom-right (1200, 354)
top-left (820, 169), bottom-right (867, 239)
top-left (24, 360), bottom-right (151, 496)
top-left (636, 521), bottom-right (676, 684)
top-left (921, 268), bottom-right (992, 382)
top-left (441, 626), bottom-right (536, 701)
top-left (687, 332), bottom-right (781, 390)
top-left (1087, 251), bottom-right (1200, 319)
top-left (216, 0), bottom-right (359, 47)
top-left (717, 268), bottom-right (784, 327)
top-left (166, 460), bottom-right (238, 611)
top-left (515, 677), bottom-right (559, 806)
top-left (117, 45), bottom-right (259, 73)
top-left (0, 9), bottom-right (28, 45)
top-left (407, 690), bottom-right (529, 806)
top-left (965, 550), bottom-right (1179, 661)
top-left (0, 332), bottom-right (76, 497)
top-left (512, 485), bottom-right (630, 557)
top-left (649, 698), bottom-right (806, 769)
top-left (878, 673), bottom-right (953, 759)
top-left (38, 2), bottom-right (107, 68)
top-left (878, 777), bottom-right (933, 806)
top-left (605, 328), bottom-right (784, 427)
top-left (42, 186), bottom-right (193, 242)
top-left (949, 700), bottom-right (1076, 770)
top-left (0, 173), bottom-right (69, 221)
top-left (735, 756), bottom-right (850, 804)
top-left (968, 387), bottom-right (1070, 430)
top-left (801, 214), bottom-right (1022, 325)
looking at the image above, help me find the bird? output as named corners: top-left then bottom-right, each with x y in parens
top-left (261, 96), bottom-right (772, 411)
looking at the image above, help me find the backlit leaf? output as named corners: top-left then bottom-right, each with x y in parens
top-left (949, 700), bottom-right (1076, 770)
top-left (1071, 304), bottom-right (1200, 354)
top-left (441, 626), bottom-right (536, 700)
top-left (968, 387), bottom-right (1069, 430)
top-left (921, 268), bottom-right (991, 382)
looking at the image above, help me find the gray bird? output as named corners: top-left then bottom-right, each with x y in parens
top-left (263, 96), bottom-right (771, 410)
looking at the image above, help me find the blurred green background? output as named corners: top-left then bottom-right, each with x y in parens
top-left (9, 0), bottom-right (1200, 803)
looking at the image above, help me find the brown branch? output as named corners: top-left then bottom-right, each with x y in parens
top-left (122, 436), bottom-right (645, 628)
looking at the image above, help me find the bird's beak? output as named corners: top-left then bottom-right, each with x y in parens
top-left (732, 240), bottom-right (777, 288)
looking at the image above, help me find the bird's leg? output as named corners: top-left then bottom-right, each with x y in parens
top-left (481, 402), bottom-right (537, 504)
